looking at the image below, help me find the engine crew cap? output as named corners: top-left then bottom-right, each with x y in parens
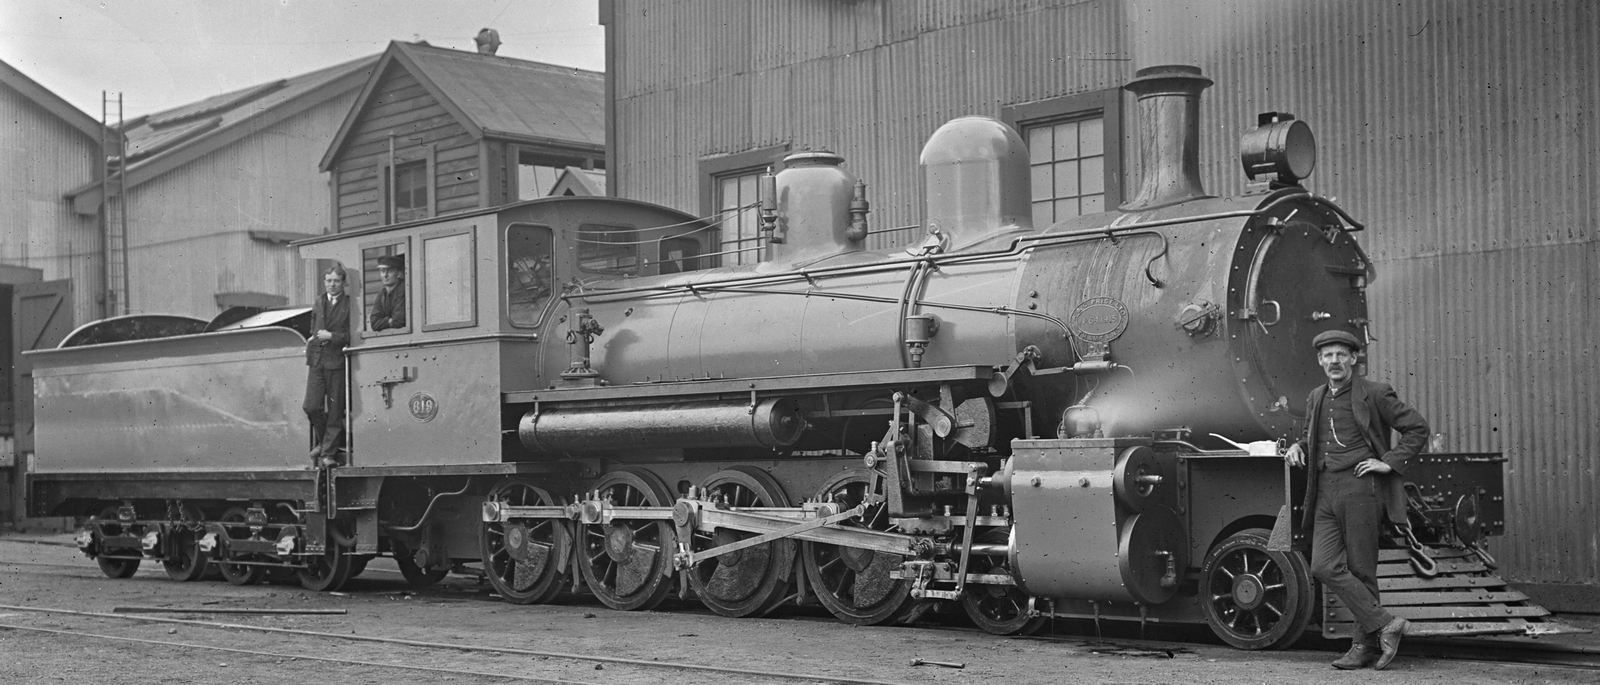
top-left (1312, 329), bottom-right (1361, 353)
top-left (377, 255), bottom-right (405, 270)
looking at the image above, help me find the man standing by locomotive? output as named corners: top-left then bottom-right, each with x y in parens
top-left (305, 265), bottom-right (351, 468)
top-left (369, 254), bottom-right (406, 331)
top-left (1284, 329), bottom-right (1428, 670)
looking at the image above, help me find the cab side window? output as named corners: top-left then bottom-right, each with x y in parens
top-left (507, 224), bottom-right (554, 327)
top-left (361, 242), bottom-right (409, 335)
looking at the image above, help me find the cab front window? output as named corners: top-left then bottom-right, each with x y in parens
top-left (507, 224), bottom-right (554, 327)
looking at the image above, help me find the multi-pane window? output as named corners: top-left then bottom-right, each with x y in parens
top-left (391, 160), bottom-right (429, 223)
top-left (1026, 116), bottom-right (1105, 228)
top-left (716, 171), bottom-right (763, 266)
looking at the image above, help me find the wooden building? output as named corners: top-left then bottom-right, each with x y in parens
top-left (60, 56), bottom-right (377, 318)
top-left (599, 1), bottom-right (1600, 605)
top-left (320, 41), bottom-right (605, 234)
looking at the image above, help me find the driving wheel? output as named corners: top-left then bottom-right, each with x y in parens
top-left (1199, 528), bottom-right (1313, 650)
top-left (577, 468), bottom-right (676, 611)
top-left (962, 529), bottom-right (1045, 635)
top-left (93, 506), bottom-right (141, 579)
top-left (481, 478), bottom-right (568, 603)
top-left (161, 505), bottom-right (210, 582)
top-left (687, 466), bottom-right (796, 617)
top-left (801, 468), bottom-right (926, 625)
top-left (215, 507), bottom-right (265, 586)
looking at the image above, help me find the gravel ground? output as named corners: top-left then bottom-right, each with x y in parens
top-left (1, 534), bottom-right (1594, 684)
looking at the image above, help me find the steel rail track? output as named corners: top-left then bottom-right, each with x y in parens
top-left (0, 622), bottom-right (599, 685)
top-left (0, 603), bottom-right (915, 685)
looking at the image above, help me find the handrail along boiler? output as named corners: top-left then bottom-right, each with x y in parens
top-left (28, 65), bottom-right (1560, 647)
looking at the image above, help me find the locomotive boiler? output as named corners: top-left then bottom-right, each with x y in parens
top-left (26, 65), bottom-right (1564, 650)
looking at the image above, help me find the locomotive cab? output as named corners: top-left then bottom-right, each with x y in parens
top-left (292, 196), bottom-right (718, 467)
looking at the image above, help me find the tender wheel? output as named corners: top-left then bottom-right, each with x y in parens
top-left (481, 478), bottom-right (568, 603)
top-left (687, 466), bottom-right (796, 618)
top-left (801, 468), bottom-right (925, 625)
top-left (346, 555), bottom-right (371, 579)
top-left (93, 506), bottom-right (140, 579)
top-left (1199, 527), bottom-right (1314, 650)
top-left (577, 468), bottom-right (676, 611)
top-left (962, 529), bottom-right (1045, 635)
top-left (297, 523), bottom-right (354, 592)
top-left (162, 505), bottom-right (210, 582)
top-left (216, 507), bottom-right (265, 586)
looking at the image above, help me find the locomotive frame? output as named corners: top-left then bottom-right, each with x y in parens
top-left (25, 65), bottom-right (1568, 649)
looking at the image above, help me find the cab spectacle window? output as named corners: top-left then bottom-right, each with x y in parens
top-left (359, 240), bottom-right (410, 336)
top-left (577, 223), bottom-right (639, 276)
top-left (421, 228), bottom-right (476, 331)
top-left (506, 224), bottom-right (554, 327)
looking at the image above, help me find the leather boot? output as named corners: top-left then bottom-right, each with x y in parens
top-left (1331, 642), bottom-right (1378, 670)
top-left (1374, 616), bottom-right (1409, 670)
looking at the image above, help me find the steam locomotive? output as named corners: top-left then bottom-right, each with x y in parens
top-left (27, 65), bottom-right (1553, 649)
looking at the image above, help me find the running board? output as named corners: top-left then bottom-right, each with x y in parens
top-left (1322, 545), bottom-right (1588, 638)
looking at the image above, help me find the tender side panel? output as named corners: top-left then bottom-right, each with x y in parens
top-left (31, 328), bottom-right (308, 472)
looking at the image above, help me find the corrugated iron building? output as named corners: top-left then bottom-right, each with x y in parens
top-left (601, 0), bottom-right (1600, 602)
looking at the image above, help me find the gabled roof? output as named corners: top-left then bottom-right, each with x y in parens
top-left (319, 41), bottom-right (604, 171)
top-left (0, 58), bottom-right (102, 140)
top-left (64, 54), bottom-right (379, 215)
top-left (552, 167), bottom-right (607, 196)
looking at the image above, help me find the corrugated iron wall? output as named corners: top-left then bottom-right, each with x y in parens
top-left (609, 0), bottom-right (1600, 587)
top-left (0, 82), bottom-right (103, 324)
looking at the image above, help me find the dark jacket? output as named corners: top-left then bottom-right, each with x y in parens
top-left (306, 293), bottom-right (350, 368)
top-left (1295, 375), bottom-right (1429, 532)
top-left (370, 282), bottom-right (406, 331)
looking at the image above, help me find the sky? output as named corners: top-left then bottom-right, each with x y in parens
top-left (0, 0), bottom-right (606, 120)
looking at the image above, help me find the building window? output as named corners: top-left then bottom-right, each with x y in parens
top-left (715, 172), bottom-right (763, 266)
top-left (1028, 117), bottom-right (1105, 226)
top-left (421, 228), bottom-right (475, 330)
top-left (1003, 89), bottom-right (1123, 229)
top-left (360, 240), bottom-right (409, 335)
top-left (699, 145), bottom-right (788, 268)
top-left (577, 223), bottom-right (640, 275)
top-left (506, 224), bottom-right (553, 328)
top-left (389, 159), bottom-right (430, 223)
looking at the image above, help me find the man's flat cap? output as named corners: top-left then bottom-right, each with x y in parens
top-left (377, 255), bottom-right (405, 270)
top-left (1312, 329), bottom-right (1362, 352)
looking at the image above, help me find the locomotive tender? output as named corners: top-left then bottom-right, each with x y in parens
top-left (28, 65), bottom-right (1552, 649)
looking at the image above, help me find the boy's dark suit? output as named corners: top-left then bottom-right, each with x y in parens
top-left (304, 292), bottom-right (350, 462)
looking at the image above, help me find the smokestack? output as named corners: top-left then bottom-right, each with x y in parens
top-left (475, 28), bottom-right (501, 55)
top-left (1120, 65), bottom-right (1212, 211)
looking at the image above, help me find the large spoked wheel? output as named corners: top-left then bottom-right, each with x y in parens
top-left (93, 506), bottom-right (141, 579)
top-left (162, 505), bottom-right (210, 582)
top-left (393, 541), bottom-right (450, 588)
top-left (297, 523), bottom-right (354, 592)
top-left (687, 466), bottom-right (796, 618)
top-left (216, 507), bottom-right (265, 586)
top-left (801, 468), bottom-right (925, 626)
top-left (1199, 527), bottom-right (1314, 650)
top-left (962, 529), bottom-right (1046, 635)
top-left (482, 478), bottom-right (569, 603)
top-left (578, 468), bottom-right (676, 611)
